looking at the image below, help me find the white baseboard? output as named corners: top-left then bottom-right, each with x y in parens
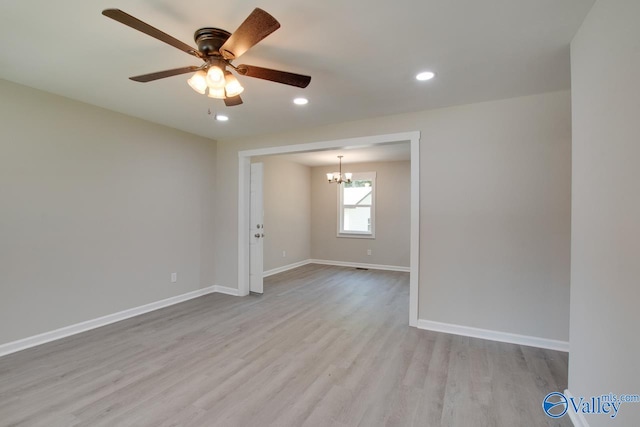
top-left (309, 259), bottom-right (410, 273)
top-left (262, 259), bottom-right (410, 277)
top-left (0, 285), bottom-right (239, 358)
top-left (417, 319), bottom-right (569, 352)
top-left (564, 389), bottom-right (590, 427)
top-left (263, 260), bottom-right (312, 277)
top-left (212, 285), bottom-right (240, 296)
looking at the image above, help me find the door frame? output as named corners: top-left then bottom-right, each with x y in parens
top-left (249, 162), bottom-right (264, 294)
top-left (237, 131), bottom-right (420, 327)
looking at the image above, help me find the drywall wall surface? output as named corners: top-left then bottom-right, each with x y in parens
top-left (216, 90), bottom-right (571, 341)
top-left (569, 1), bottom-right (640, 425)
top-left (310, 160), bottom-right (410, 267)
top-left (0, 79), bottom-right (217, 345)
top-left (253, 156), bottom-right (311, 272)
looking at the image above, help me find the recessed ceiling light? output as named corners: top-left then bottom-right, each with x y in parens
top-left (215, 114), bottom-right (229, 121)
top-left (293, 97), bottom-right (309, 105)
top-left (416, 71), bottom-right (435, 81)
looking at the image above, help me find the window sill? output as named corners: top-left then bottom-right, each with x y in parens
top-left (337, 232), bottom-right (375, 239)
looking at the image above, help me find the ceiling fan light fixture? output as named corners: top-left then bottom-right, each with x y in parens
top-left (206, 66), bottom-right (226, 89)
top-left (293, 97), bottom-right (308, 105)
top-left (103, 8), bottom-right (311, 107)
top-left (207, 87), bottom-right (226, 99)
top-left (224, 72), bottom-right (244, 97)
top-left (187, 70), bottom-right (208, 94)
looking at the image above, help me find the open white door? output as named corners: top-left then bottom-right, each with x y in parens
top-left (249, 162), bottom-right (264, 294)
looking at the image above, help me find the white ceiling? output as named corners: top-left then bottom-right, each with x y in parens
top-left (271, 142), bottom-right (410, 167)
top-left (0, 1), bottom-right (594, 141)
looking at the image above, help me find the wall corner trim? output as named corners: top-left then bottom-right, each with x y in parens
top-left (211, 285), bottom-right (241, 296)
top-left (416, 319), bottom-right (569, 352)
top-left (0, 285), bottom-right (239, 358)
top-left (564, 389), bottom-right (591, 427)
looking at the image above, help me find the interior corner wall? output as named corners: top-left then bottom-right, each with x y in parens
top-left (216, 89), bottom-right (571, 342)
top-left (310, 160), bottom-right (410, 267)
top-left (253, 156), bottom-right (311, 272)
top-left (569, 1), bottom-right (640, 425)
top-left (0, 79), bottom-right (217, 346)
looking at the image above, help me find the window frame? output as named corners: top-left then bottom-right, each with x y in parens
top-left (337, 171), bottom-right (376, 239)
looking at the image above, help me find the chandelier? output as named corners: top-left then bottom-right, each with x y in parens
top-left (326, 156), bottom-right (352, 184)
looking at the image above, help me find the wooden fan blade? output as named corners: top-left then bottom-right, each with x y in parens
top-left (130, 66), bottom-right (201, 82)
top-left (219, 8), bottom-right (280, 60)
top-left (224, 95), bottom-right (243, 106)
top-left (236, 65), bottom-right (311, 88)
top-left (102, 9), bottom-right (201, 58)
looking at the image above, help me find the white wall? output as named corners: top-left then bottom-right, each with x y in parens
top-left (0, 79), bottom-right (217, 345)
top-left (310, 161), bottom-right (410, 267)
top-left (254, 156), bottom-right (311, 272)
top-left (215, 90), bottom-right (571, 342)
top-left (570, 1), bottom-right (640, 425)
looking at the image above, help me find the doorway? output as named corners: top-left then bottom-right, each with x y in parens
top-left (238, 131), bottom-right (420, 326)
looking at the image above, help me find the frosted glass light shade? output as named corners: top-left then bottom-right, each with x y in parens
top-left (224, 72), bottom-right (244, 97)
top-left (207, 87), bottom-right (226, 99)
top-left (187, 71), bottom-right (207, 94)
top-left (206, 66), bottom-right (226, 89)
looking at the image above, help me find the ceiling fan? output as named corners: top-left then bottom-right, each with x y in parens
top-left (102, 8), bottom-right (311, 106)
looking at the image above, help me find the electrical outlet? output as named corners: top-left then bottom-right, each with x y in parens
top-left (282, 250), bottom-right (286, 257)
top-left (367, 249), bottom-right (372, 256)
top-left (171, 272), bottom-right (177, 283)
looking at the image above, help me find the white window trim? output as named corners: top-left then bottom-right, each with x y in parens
top-left (337, 171), bottom-right (376, 239)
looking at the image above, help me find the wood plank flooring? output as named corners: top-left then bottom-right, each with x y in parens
top-left (0, 264), bottom-right (570, 426)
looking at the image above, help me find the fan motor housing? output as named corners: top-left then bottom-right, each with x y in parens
top-left (194, 28), bottom-right (231, 57)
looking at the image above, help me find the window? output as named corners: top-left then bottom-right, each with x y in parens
top-left (338, 172), bottom-right (376, 238)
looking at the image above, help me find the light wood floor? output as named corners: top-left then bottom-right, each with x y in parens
top-left (0, 264), bottom-right (570, 427)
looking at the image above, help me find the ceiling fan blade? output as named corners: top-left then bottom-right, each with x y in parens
top-left (236, 65), bottom-right (311, 88)
top-left (102, 9), bottom-right (201, 58)
top-left (130, 66), bottom-right (201, 82)
top-left (219, 8), bottom-right (280, 60)
top-left (224, 95), bottom-right (243, 106)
